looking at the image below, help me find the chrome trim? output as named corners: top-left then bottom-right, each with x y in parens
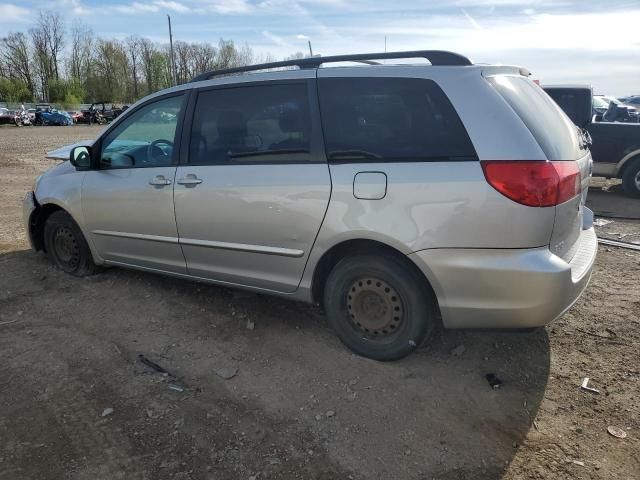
top-left (179, 238), bottom-right (305, 258)
top-left (92, 230), bottom-right (179, 244)
top-left (92, 229), bottom-right (304, 258)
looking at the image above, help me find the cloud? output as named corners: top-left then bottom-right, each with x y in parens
top-left (0, 4), bottom-right (30, 22)
top-left (59, 0), bottom-right (91, 16)
top-left (154, 1), bottom-right (191, 13)
top-left (296, 34), bottom-right (310, 40)
top-left (115, 2), bottom-right (160, 14)
top-left (201, 0), bottom-right (253, 14)
top-left (262, 30), bottom-right (292, 48)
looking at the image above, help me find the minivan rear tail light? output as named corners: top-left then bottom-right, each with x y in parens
top-left (480, 160), bottom-right (581, 207)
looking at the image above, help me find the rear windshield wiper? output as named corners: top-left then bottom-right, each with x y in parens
top-left (327, 150), bottom-right (381, 160)
top-left (229, 149), bottom-right (309, 159)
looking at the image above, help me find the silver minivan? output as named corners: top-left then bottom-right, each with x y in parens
top-left (24, 51), bottom-right (597, 360)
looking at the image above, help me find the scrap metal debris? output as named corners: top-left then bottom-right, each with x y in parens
top-left (138, 354), bottom-right (170, 375)
top-left (580, 377), bottom-right (600, 394)
top-left (593, 218), bottom-right (613, 227)
top-left (607, 426), bottom-right (628, 439)
top-left (597, 238), bottom-right (640, 251)
top-left (485, 373), bottom-right (503, 389)
top-left (215, 367), bottom-right (238, 380)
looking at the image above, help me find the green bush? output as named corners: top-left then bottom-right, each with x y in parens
top-left (0, 78), bottom-right (33, 103)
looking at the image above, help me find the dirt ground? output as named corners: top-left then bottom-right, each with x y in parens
top-left (0, 125), bottom-right (639, 480)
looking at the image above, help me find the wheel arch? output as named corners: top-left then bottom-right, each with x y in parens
top-left (616, 148), bottom-right (640, 177)
top-left (29, 202), bottom-right (65, 252)
top-left (29, 201), bottom-right (95, 259)
top-left (310, 238), bottom-right (441, 320)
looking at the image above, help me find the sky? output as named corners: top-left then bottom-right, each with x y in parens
top-left (1, 0), bottom-right (639, 95)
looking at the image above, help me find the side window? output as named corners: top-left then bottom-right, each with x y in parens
top-left (100, 94), bottom-right (184, 169)
top-left (189, 83), bottom-right (311, 165)
top-left (317, 77), bottom-right (476, 161)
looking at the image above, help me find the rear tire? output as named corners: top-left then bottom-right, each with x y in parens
top-left (621, 157), bottom-right (640, 198)
top-left (43, 210), bottom-right (98, 276)
top-left (323, 254), bottom-right (435, 361)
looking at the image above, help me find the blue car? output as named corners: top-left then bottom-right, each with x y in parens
top-left (34, 104), bottom-right (73, 126)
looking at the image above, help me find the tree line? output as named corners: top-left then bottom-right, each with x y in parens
top-left (0, 11), bottom-right (294, 106)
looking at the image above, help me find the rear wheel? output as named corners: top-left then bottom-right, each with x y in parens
top-left (621, 157), bottom-right (640, 198)
top-left (323, 254), bottom-right (435, 361)
top-left (43, 211), bottom-right (98, 276)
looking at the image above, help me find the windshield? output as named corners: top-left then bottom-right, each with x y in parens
top-left (593, 97), bottom-right (609, 108)
top-left (600, 96), bottom-right (622, 106)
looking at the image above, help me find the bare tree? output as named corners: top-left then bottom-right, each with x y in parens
top-left (68, 22), bottom-right (93, 83)
top-left (125, 36), bottom-right (142, 99)
top-left (1, 12), bottom-right (286, 103)
top-left (0, 32), bottom-right (34, 93)
top-left (173, 40), bottom-right (192, 84)
top-left (192, 43), bottom-right (217, 76)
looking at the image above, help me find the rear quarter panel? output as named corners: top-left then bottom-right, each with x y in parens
top-left (300, 66), bottom-right (558, 294)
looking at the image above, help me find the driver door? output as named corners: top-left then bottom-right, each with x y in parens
top-left (81, 93), bottom-right (188, 273)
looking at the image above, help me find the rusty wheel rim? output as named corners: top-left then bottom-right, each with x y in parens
top-left (346, 277), bottom-right (404, 338)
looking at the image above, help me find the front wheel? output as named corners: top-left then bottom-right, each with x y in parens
top-left (43, 211), bottom-right (98, 276)
top-left (323, 254), bottom-right (436, 361)
top-left (621, 158), bottom-right (640, 198)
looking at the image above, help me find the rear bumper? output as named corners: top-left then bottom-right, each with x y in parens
top-left (409, 227), bottom-right (597, 329)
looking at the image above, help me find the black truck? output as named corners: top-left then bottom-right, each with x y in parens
top-left (79, 102), bottom-right (126, 124)
top-left (543, 85), bottom-right (640, 197)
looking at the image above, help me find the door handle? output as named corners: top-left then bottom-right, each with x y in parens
top-left (149, 175), bottom-right (172, 186)
top-left (177, 174), bottom-right (203, 187)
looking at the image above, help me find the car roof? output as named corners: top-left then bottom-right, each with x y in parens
top-left (116, 53), bottom-right (527, 123)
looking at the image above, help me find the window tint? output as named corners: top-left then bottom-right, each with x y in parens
top-left (101, 94), bottom-right (184, 169)
top-left (317, 77), bottom-right (476, 161)
top-left (190, 83), bottom-right (311, 164)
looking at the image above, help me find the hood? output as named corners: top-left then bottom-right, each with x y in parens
top-left (43, 159), bottom-right (77, 177)
top-left (45, 140), bottom-right (96, 160)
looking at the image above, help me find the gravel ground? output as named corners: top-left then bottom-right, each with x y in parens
top-left (0, 125), bottom-right (639, 479)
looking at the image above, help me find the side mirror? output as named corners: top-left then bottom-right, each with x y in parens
top-left (70, 146), bottom-right (91, 170)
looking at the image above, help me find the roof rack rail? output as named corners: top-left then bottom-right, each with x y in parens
top-left (190, 50), bottom-right (472, 82)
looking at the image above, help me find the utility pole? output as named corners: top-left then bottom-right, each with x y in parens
top-left (308, 40), bottom-right (313, 57)
top-left (167, 14), bottom-right (177, 86)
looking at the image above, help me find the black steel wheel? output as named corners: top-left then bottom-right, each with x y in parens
top-left (324, 253), bottom-right (436, 361)
top-left (43, 210), bottom-right (98, 276)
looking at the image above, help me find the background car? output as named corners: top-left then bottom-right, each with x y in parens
top-left (78, 102), bottom-right (125, 124)
top-left (0, 107), bottom-right (13, 125)
top-left (622, 95), bottom-right (640, 109)
top-left (594, 95), bottom-right (639, 122)
top-left (545, 85), bottom-right (640, 197)
top-left (67, 111), bottom-right (83, 123)
top-left (34, 104), bottom-right (73, 126)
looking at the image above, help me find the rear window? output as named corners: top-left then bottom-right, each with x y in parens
top-left (488, 76), bottom-right (581, 160)
top-left (317, 77), bottom-right (476, 162)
